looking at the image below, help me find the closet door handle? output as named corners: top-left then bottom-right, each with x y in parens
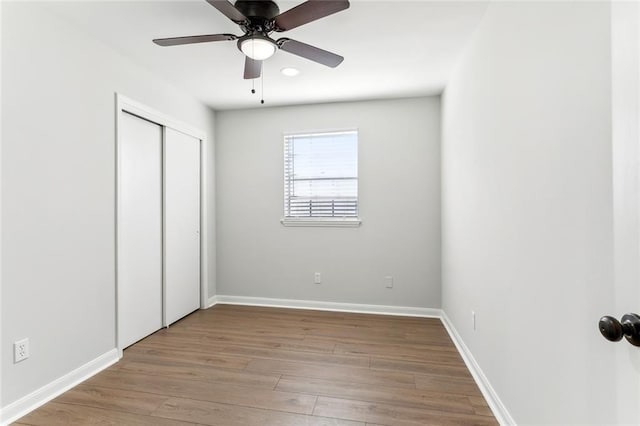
top-left (598, 313), bottom-right (640, 347)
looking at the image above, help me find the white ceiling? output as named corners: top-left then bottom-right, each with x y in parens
top-left (47, 0), bottom-right (488, 110)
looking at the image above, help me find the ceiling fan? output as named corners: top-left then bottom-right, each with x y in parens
top-left (153, 0), bottom-right (350, 80)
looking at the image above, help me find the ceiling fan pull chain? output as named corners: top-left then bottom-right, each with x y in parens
top-left (261, 68), bottom-right (265, 104)
top-left (251, 78), bottom-right (255, 94)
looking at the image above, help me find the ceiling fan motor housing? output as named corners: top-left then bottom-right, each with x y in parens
top-left (235, 0), bottom-right (280, 31)
top-left (233, 1), bottom-right (280, 58)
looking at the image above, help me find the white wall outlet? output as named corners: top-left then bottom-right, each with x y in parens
top-left (314, 272), bottom-right (321, 284)
top-left (14, 338), bottom-right (29, 363)
top-left (472, 311), bottom-right (476, 331)
top-left (384, 276), bottom-right (394, 288)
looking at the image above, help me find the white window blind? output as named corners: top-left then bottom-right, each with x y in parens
top-left (284, 130), bottom-right (358, 218)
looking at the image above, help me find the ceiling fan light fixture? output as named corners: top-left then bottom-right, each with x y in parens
top-left (240, 36), bottom-right (277, 61)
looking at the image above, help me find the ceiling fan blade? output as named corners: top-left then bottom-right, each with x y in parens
top-left (205, 0), bottom-right (248, 24)
top-left (244, 57), bottom-right (262, 79)
top-left (153, 33), bottom-right (237, 47)
top-left (275, 0), bottom-right (349, 32)
top-left (277, 38), bottom-right (344, 68)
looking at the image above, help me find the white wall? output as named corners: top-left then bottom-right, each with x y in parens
top-left (216, 97), bottom-right (441, 308)
top-left (1, 2), bottom-right (216, 408)
top-left (441, 2), bottom-right (618, 424)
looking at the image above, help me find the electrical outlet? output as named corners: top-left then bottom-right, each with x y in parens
top-left (384, 276), bottom-right (394, 288)
top-left (314, 272), bottom-right (321, 284)
top-left (14, 338), bottom-right (29, 363)
top-left (472, 311), bottom-right (476, 331)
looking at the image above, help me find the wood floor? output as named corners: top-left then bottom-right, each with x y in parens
top-left (15, 305), bottom-right (497, 426)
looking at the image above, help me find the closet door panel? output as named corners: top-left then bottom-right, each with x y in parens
top-left (118, 112), bottom-right (163, 348)
top-left (164, 128), bottom-right (201, 325)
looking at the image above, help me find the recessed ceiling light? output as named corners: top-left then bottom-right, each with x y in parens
top-left (281, 67), bottom-right (300, 77)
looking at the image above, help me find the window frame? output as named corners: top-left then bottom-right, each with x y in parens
top-left (281, 128), bottom-right (361, 228)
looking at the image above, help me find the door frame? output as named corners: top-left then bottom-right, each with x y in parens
top-left (115, 93), bottom-right (209, 356)
top-left (611, 3), bottom-right (640, 422)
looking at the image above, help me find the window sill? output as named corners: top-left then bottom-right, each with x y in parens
top-left (281, 218), bottom-right (362, 228)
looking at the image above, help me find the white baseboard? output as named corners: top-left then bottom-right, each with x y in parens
top-left (206, 295), bottom-right (218, 308)
top-left (0, 348), bottom-right (119, 426)
top-left (214, 295), bottom-right (441, 317)
top-left (440, 312), bottom-right (515, 425)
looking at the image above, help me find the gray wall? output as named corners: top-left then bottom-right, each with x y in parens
top-left (441, 2), bottom-right (617, 424)
top-left (1, 2), bottom-right (216, 407)
top-left (216, 97), bottom-right (441, 308)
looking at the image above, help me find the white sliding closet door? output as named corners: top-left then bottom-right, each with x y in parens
top-left (164, 128), bottom-right (201, 325)
top-left (118, 112), bottom-right (163, 348)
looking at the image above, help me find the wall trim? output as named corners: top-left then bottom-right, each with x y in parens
top-left (214, 295), bottom-right (441, 317)
top-left (440, 312), bottom-right (516, 425)
top-left (0, 349), bottom-right (119, 426)
top-left (206, 295), bottom-right (218, 308)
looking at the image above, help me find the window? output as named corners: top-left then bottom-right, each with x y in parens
top-left (283, 130), bottom-right (360, 227)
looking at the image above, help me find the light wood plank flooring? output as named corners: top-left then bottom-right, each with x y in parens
top-left (14, 305), bottom-right (497, 426)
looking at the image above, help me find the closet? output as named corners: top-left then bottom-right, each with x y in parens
top-left (116, 99), bottom-right (202, 350)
